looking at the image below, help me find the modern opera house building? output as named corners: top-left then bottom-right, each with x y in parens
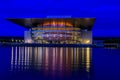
top-left (7, 18), bottom-right (96, 44)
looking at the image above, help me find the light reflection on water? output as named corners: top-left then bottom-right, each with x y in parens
top-left (11, 47), bottom-right (92, 80)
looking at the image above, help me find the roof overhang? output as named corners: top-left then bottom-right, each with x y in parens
top-left (6, 18), bottom-right (96, 30)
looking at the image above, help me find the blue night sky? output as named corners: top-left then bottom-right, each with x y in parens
top-left (0, 0), bottom-right (120, 37)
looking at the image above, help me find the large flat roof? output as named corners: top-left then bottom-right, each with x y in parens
top-left (7, 18), bottom-right (96, 30)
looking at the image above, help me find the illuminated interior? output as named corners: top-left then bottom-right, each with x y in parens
top-left (31, 22), bottom-right (82, 44)
top-left (42, 21), bottom-right (73, 27)
top-left (26, 19), bottom-right (93, 44)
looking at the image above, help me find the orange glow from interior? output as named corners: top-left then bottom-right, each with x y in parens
top-left (39, 28), bottom-right (80, 30)
top-left (42, 21), bottom-right (73, 27)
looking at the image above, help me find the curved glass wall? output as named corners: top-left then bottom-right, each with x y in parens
top-left (23, 21), bottom-right (92, 44)
top-left (31, 22), bottom-right (82, 44)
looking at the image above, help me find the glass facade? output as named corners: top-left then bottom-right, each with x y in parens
top-left (31, 21), bottom-right (80, 44)
top-left (24, 19), bottom-right (93, 44)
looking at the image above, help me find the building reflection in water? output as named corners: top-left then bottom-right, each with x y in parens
top-left (11, 47), bottom-right (92, 80)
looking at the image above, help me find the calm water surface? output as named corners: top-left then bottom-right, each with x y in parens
top-left (0, 47), bottom-right (120, 80)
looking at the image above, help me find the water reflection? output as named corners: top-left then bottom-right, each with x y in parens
top-left (11, 47), bottom-right (92, 80)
